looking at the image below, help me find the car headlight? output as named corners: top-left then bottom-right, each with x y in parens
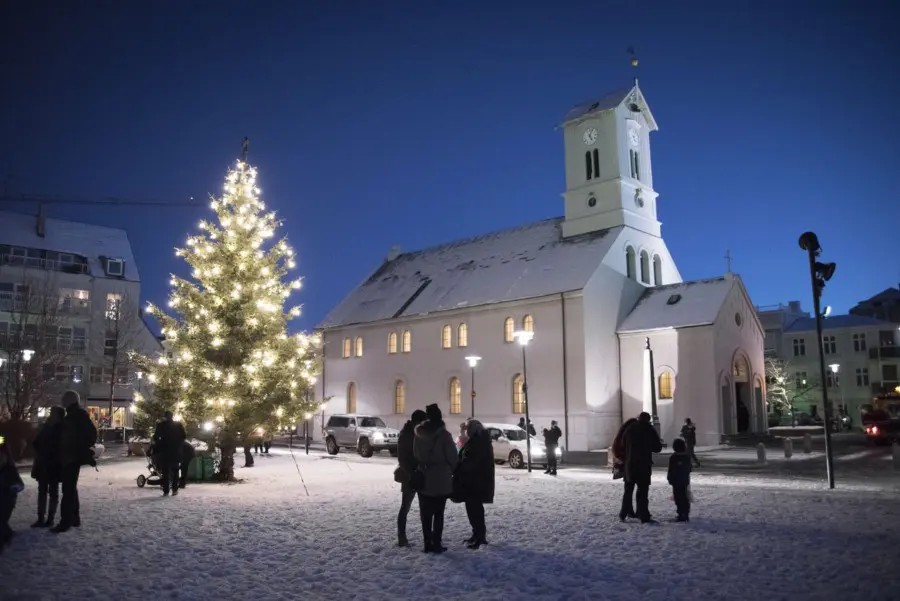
top-left (532, 447), bottom-right (544, 456)
top-left (373, 432), bottom-right (384, 440)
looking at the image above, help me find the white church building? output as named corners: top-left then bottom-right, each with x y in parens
top-left (317, 83), bottom-right (765, 450)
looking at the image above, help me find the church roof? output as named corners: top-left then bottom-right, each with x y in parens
top-left (783, 314), bottom-right (898, 333)
top-left (319, 218), bottom-right (619, 328)
top-left (562, 87), bottom-right (634, 124)
top-left (617, 277), bottom-right (734, 333)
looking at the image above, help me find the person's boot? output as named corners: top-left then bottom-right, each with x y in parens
top-left (422, 524), bottom-right (433, 553)
top-left (432, 516), bottom-right (447, 553)
top-left (30, 517), bottom-right (46, 528)
top-left (50, 523), bottom-right (70, 534)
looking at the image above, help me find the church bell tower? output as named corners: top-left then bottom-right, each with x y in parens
top-left (560, 83), bottom-right (661, 238)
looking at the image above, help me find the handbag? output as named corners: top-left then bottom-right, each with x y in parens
top-left (393, 465), bottom-right (409, 484)
top-left (611, 460), bottom-right (624, 480)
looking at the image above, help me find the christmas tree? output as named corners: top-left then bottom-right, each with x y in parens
top-left (135, 155), bottom-right (321, 480)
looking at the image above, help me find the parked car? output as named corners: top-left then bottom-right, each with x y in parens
top-left (862, 410), bottom-right (900, 445)
top-left (483, 423), bottom-right (562, 469)
top-left (323, 414), bottom-right (399, 458)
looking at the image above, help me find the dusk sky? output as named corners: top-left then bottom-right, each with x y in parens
top-left (2, 1), bottom-right (898, 332)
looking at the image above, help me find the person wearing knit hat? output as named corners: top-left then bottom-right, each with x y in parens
top-left (414, 402), bottom-right (458, 553)
top-left (395, 409), bottom-right (428, 547)
top-left (52, 392), bottom-right (97, 533)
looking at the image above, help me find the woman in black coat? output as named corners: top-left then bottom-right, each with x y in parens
top-left (30, 406), bottom-right (64, 528)
top-left (454, 419), bottom-right (495, 549)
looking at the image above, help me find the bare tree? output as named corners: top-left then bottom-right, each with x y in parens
top-left (0, 275), bottom-right (74, 421)
top-left (97, 291), bottom-right (147, 439)
top-left (765, 357), bottom-right (819, 427)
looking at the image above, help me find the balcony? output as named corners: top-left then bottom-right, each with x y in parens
top-left (0, 294), bottom-right (91, 317)
top-left (869, 347), bottom-right (900, 360)
top-left (1, 252), bottom-right (89, 274)
top-left (0, 335), bottom-right (87, 355)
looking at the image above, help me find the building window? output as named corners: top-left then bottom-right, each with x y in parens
top-left (625, 246), bottom-right (636, 280)
top-left (71, 365), bottom-right (83, 383)
top-left (630, 149), bottom-right (641, 180)
top-left (652, 255), bottom-right (662, 286)
top-left (512, 374), bottom-right (525, 414)
top-left (639, 250), bottom-right (650, 284)
top-left (354, 336), bottom-right (364, 357)
top-left (522, 314), bottom-right (534, 333)
top-left (59, 289), bottom-right (90, 314)
top-left (658, 371), bottom-right (674, 399)
top-left (342, 338), bottom-right (351, 359)
top-left (402, 329), bottom-right (411, 353)
top-left (441, 325), bottom-right (452, 349)
top-left (826, 371), bottom-right (836, 388)
top-left (393, 380), bottom-right (406, 414)
top-left (585, 151), bottom-right (593, 180)
top-left (823, 335), bottom-right (836, 355)
top-left (592, 148), bottom-right (600, 179)
top-left (852, 333), bottom-right (867, 352)
top-left (856, 368), bottom-right (869, 387)
top-left (346, 382), bottom-right (357, 413)
top-left (457, 323), bottom-right (468, 347)
top-left (105, 293), bottom-right (122, 320)
top-left (104, 257), bottom-right (124, 277)
top-left (504, 317), bottom-right (514, 343)
top-left (792, 338), bottom-right (806, 357)
top-left (449, 377), bottom-right (461, 415)
top-left (54, 364), bottom-right (69, 382)
top-left (794, 371), bottom-right (808, 390)
top-left (90, 367), bottom-right (105, 384)
top-left (104, 334), bottom-right (117, 356)
top-left (388, 332), bottom-right (398, 354)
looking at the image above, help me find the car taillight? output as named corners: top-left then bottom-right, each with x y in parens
top-left (872, 426), bottom-right (879, 435)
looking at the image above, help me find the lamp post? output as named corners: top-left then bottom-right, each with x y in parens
top-left (465, 356), bottom-right (482, 417)
top-left (304, 412), bottom-right (312, 455)
top-left (828, 363), bottom-right (844, 431)
top-left (799, 231), bottom-right (836, 489)
top-left (513, 330), bottom-right (534, 473)
top-left (645, 338), bottom-right (660, 435)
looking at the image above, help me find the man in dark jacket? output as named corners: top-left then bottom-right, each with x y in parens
top-left (153, 411), bottom-right (187, 496)
top-left (30, 406), bottom-right (65, 528)
top-left (455, 419), bottom-right (495, 549)
top-left (413, 404), bottom-right (458, 553)
top-left (52, 393), bottom-right (98, 533)
top-left (680, 418), bottom-right (701, 467)
top-left (518, 417), bottom-right (536, 436)
top-left (396, 409), bottom-right (427, 547)
top-left (542, 420), bottom-right (563, 475)
top-left (623, 412), bottom-right (663, 523)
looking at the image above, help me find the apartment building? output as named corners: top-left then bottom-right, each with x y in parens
top-left (0, 210), bottom-right (161, 431)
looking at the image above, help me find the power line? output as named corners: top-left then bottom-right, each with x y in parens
top-left (0, 193), bottom-right (204, 207)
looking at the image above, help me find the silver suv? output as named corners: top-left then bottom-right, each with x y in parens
top-left (324, 414), bottom-right (399, 458)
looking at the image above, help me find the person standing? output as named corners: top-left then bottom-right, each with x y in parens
top-left (454, 419), bottom-right (494, 549)
top-left (179, 440), bottom-right (196, 489)
top-left (612, 418), bottom-right (638, 521)
top-left (623, 412), bottom-right (663, 524)
top-left (152, 411), bottom-right (187, 496)
top-left (52, 392), bottom-right (97, 533)
top-left (30, 406), bottom-right (64, 528)
top-left (456, 422), bottom-right (469, 452)
top-left (414, 403), bottom-right (458, 554)
top-left (396, 409), bottom-right (427, 547)
top-left (680, 418), bottom-right (701, 467)
top-left (263, 431), bottom-right (273, 454)
top-left (667, 439), bottom-right (692, 522)
top-left (542, 420), bottom-right (563, 475)
top-left (0, 435), bottom-right (25, 553)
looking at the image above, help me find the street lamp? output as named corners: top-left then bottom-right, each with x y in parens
top-left (304, 412), bottom-right (313, 455)
top-left (798, 231), bottom-right (836, 489)
top-left (464, 355), bottom-right (482, 417)
top-left (21, 349), bottom-right (35, 362)
top-left (828, 363), bottom-right (844, 430)
top-left (512, 330), bottom-right (534, 473)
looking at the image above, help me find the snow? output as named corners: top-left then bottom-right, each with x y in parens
top-left (616, 276), bottom-right (734, 333)
top-left (3, 448), bottom-right (900, 600)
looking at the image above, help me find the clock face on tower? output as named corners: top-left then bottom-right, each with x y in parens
top-left (582, 128), bottom-right (598, 146)
top-left (627, 128), bottom-right (640, 147)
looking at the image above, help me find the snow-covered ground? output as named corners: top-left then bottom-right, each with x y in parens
top-left (3, 449), bottom-right (900, 601)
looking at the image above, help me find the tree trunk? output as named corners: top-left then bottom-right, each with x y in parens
top-left (216, 444), bottom-right (236, 481)
top-left (243, 441), bottom-right (254, 467)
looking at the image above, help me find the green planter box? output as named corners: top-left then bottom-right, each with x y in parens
top-left (187, 453), bottom-right (216, 481)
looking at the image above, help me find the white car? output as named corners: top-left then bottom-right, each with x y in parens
top-left (482, 423), bottom-right (562, 469)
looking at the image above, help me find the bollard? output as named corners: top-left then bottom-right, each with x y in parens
top-left (784, 437), bottom-right (793, 459)
top-left (802, 433), bottom-right (812, 454)
top-left (893, 442), bottom-right (900, 471)
top-left (757, 442), bottom-right (767, 464)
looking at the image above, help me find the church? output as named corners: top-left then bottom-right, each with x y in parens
top-left (317, 83), bottom-right (766, 450)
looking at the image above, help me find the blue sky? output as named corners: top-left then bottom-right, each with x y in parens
top-left (2, 1), bottom-right (898, 330)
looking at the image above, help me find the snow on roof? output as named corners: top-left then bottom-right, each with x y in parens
top-left (617, 277), bottom-right (733, 333)
top-left (561, 87), bottom-right (633, 124)
top-left (319, 218), bottom-right (619, 328)
top-left (784, 314), bottom-right (899, 333)
top-left (0, 210), bottom-right (140, 281)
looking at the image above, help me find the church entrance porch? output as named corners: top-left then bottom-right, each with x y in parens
top-left (721, 353), bottom-right (763, 435)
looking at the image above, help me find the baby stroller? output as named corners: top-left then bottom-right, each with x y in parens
top-left (136, 444), bottom-right (164, 488)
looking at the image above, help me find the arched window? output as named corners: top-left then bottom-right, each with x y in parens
top-left (658, 371), bottom-right (674, 399)
top-left (387, 332), bottom-right (398, 354)
top-left (402, 329), bottom-right (411, 353)
top-left (346, 382), bottom-right (357, 413)
top-left (449, 377), bottom-right (461, 414)
top-left (512, 374), bottom-right (525, 414)
top-left (457, 323), bottom-right (468, 347)
top-left (592, 148), bottom-right (600, 178)
top-left (393, 380), bottom-right (406, 414)
top-left (625, 246), bottom-right (636, 280)
top-left (653, 255), bottom-right (662, 286)
top-left (441, 325), bottom-right (452, 349)
top-left (585, 151), bottom-right (593, 180)
top-left (639, 250), bottom-right (650, 284)
top-left (504, 317), bottom-right (514, 343)
top-left (354, 336), bottom-right (363, 357)
top-left (342, 338), bottom-right (351, 359)
top-left (522, 314), bottom-right (534, 333)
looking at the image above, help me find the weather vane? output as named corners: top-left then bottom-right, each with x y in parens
top-left (627, 47), bottom-right (639, 85)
